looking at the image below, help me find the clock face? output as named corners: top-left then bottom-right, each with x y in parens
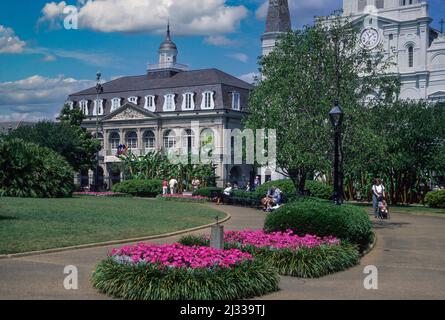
top-left (360, 28), bottom-right (380, 49)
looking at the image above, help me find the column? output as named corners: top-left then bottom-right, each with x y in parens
top-left (137, 128), bottom-right (143, 154)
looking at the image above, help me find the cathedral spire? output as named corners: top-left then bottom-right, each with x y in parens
top-left (262, 0), bottom-right (292, 56)
top-left (265, 0), bottom-right (291, 34)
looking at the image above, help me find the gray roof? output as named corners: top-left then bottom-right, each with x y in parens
top-left (265, 0), bottom-right (292, 34)
top-left (70, 68), bottom-right (253, 96)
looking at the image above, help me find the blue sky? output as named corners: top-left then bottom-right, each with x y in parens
top-left (0, 0), bottom-right (444, 122)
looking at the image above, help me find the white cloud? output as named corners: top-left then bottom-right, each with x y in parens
top-left (0, 25), bottom-right (26, 54)
top-left (256, 0), bottom-right (342, 28)
top-left (39, 0), bottom-right (248, 35)
top-left (0, 75), bottom-right (95, 122)
top-left (238, 72), bottom-right (260, 84)
top-left (204, 35), bottom-right (239, 46)
top-left (227, 52), bottom-right (249, 63)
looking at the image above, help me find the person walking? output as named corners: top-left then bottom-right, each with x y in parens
top-left (372, 178), bottom-right (385, 219)
top-left (253, 176), bottom-right (261, 191)
top-left (169, 177), bottom-right (178, 195)
top-left (162, 179), bottom-right (168, 195)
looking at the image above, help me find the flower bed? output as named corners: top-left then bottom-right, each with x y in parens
top-left (92, 243), bottom-right (279, 300)
top-left (73, 192), bottom-right (130, 197)
top-left (157, 194), bottom-right (209, 203)
top-left (180, 230), bottom-right (360, 278)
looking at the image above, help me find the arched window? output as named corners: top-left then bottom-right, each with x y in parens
top-left (110, 132), bottom-right (120, 150)
top-left (111, 98), bottom-right (121, 112)
top-left (128, 96), bottom-right (139, 105)
top-left (408, 45), bottom-right (414, 68)
top-left (201, 129), bottom-right (215, 159)
top-left (126, 132), bottom-right (138, 149)
top-left (80, 100), bottom-right (89, 115)
top-left (201, 91), bottom-right (215, 110)
top-left (163, 94), bottom-right (176, 111)
top-left (182, 92), bottom-right (195, 110)
top-left (163, 130), bottom-right (176, 149)
top-left (93, 99), bottom-right (104, 116)
top-left (181, 129), bottom-right (195, 151)
top-left (232, 92), bottom-right (241, 110)
top-left (143, 131), bottom-right (156, 151)
top-left (145, 95), bottom-right (156, 111)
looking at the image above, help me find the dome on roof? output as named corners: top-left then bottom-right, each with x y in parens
top-left (159, 23), bottom-right (178, 52)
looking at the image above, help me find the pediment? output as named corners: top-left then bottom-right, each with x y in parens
top-left (103, 102), bottom-right (159, 121)
top-left (429, 91), bottom-right (445, 98)
top-left (350, 13), bottom-right (399, 27)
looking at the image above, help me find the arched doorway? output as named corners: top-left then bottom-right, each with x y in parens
top-left (80, 169), bottom-right (89, 189)
top-left (229, 166), bottom-right (241, 186)
top-left (111, 168), bottom-right (121, 186)
top-left (94, 166), bottom-right (104, 191)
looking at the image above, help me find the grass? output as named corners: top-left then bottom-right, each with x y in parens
top-left (0, 197), bottom-right (226, 255)
top-left (352, 202), bottom-right (445, 215)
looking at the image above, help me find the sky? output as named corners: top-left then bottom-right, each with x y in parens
top-left (0, 0), bottom-right (444, 122)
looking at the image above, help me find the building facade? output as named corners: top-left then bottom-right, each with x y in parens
top-left (67, 26), bottom-right (253, 189)
top-left (343, 0), bottom-right (445, 101)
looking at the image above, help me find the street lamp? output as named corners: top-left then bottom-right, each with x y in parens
top-left (329, 102), bottom-right (344, 205)
top-left (94, 72), bottom-right (103, 192)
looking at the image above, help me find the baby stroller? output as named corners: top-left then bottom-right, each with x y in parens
top-left (378, 196), bottom-right (390, 220)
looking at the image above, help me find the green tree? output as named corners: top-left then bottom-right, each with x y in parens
top-left (8, 120), bottom-right (101, 172)
top-left (246, 14), bottom-right (398, 195)
top-left (59, 104), bottom-right (86, 126)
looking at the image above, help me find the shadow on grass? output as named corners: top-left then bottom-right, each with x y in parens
top-left (0, 215), bottom-right (18, 221)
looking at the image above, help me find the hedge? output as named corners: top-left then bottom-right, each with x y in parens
top-left (424, 190), bottom-right (445, 208)
top-left (192, 187), bottom-right (223, 198)
top-left (264, 199), bottom-right (372, 249)
top-left (0, 138), bottom-right (74, 198)
top-left (256, 179), bottom-right (332, 200)
top-left (112, 179), bottom-right (163, 197)
top-left (179, 235), bottom-right (360, 278)
top-left (92, 258), bottom-right (279, 300)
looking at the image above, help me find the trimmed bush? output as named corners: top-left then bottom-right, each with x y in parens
top-left (156, 195), bottom-right (209, 203)
top-left (0, 139), bottom-right (74, 198)
top-left (192, 187), bottom-right (223, 198)
top-left (256, 179), bottom-right (332, 200)
top-left (92, 248), bottom-right (279, 300)
top-left (112, 179), bottom-right (163, 197)
top-left (424, 190), bottom-right (445, 208)
top-left (264, 200), bottom-right (372, 249)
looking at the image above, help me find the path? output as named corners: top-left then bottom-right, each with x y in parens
top-left (0, 205), bottom-right (444, 300)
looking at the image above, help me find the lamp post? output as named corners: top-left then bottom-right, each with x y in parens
top-left (329, 102), bottom-right (344, 205)
top-left (94, 72), bottom-right (103, 192)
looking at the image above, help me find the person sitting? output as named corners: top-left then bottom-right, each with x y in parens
top-left (217, 183), bottom-right (233, 205)
top-left (262, 187), bottom-right (276, 212)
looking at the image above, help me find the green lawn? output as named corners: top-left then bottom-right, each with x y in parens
top-left (352, 202), bottom-right (445, 215)
top-left (0, 197), bottom-right (226, 255)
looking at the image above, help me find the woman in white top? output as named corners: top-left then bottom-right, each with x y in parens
top-left (372, 178), bottom-right (385, 219)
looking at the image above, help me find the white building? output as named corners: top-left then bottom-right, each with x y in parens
top-left (344, 0), bottom-right (445, 101)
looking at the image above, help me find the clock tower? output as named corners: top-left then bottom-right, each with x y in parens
top-left (261, 0), bottom-right (292, 56)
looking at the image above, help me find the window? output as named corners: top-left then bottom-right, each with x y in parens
top-left (163, 94), bottom-right (176, 111)
top-left (232, 92), bottom-right (241, 111)
top-left (182, 92), bottom-right (195, 110)
top-left (111, 98), bottom-right (121, 112)
top-left (145, 95), bottom-right (156, 111)
top-left (80, 100), bottom-right (89, 115)
top-left (375, 0), bottom-right (384, 9)
top-left (182, 129), bottom-right (195, 150)
top-left (408, 45), bottom-right (414, 68)
top-left (358, 0), bottom-right (367, 11)
top-left (163, 130), bottom-right (176, 149)
top-left (66, 101), bottom-right (74, 110)
top-left (144, 131), bottom-right (156, 150)
top-left (93, 99), bottom-right (104, 116)
top-left (200, 129), bottom-right (215, 158)
top-left (110, 132), bottom-right (120, 150)
top-left (126, 132), bottom-right (138, 149)
top-left (201, 91), bottom-right (215, 110)
top-left (128, 96), bottom-right (139, 105)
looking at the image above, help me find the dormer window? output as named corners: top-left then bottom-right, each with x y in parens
top-left (145, 95), bottom-right (156, 112)
top-left (201, 91), bottom-right (215, 110)
top-left (80, 100), bottom-right (89, 116)
top-left (163, 94), bottom-right (176, 112)
top-left (232, 92), bottom-right (241, 111)
top-left (128, 96), bottom-right (139, 105)
top-left (66, 101), bottom-right (74, 110)
top-left (182, 92), bottom-right (195, 110)
top-left (93, 99), bottom-right (104, 116)
top-left (111, 98), bottom-right (121, 112)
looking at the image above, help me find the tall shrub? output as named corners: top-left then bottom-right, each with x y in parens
top-left (0, 139), bottom-right (74, 198)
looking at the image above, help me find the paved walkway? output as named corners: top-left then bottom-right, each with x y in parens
top-left (0, 204), bottom-right (444, 300)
